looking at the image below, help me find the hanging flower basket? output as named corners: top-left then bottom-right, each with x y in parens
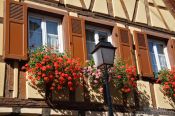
top-left (22, 46), bottom-right (83, 94)
top-left (111, 60), bottom-right (137, 96)
top-left (157, 67), bottom-right (175, 100)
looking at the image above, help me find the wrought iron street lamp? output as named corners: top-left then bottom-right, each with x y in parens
top-left (91, 39), bottom-right (116, 116)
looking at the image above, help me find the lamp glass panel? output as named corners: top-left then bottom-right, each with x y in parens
top-left (92, 48), bottom-right (103, 67)
top-left (101, 48), bottom-right (115, 65)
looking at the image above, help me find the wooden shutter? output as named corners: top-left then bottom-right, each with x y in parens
top-left (167, 39), bottom-right (175, 67)
top-left (134, 31), bottom-right (153, 77)
top-left (4, 0), bottom-right (27, 60)
top-left (117, 27), bottom-right (134, 66)
top-left (69, 16), bottom-right (86, 64)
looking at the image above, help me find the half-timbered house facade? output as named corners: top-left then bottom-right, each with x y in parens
top-left (0, 0), bottom-right (175, 115)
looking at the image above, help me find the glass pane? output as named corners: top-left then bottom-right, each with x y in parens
top-left (150, 53), bottom-right (157, 65)
top-left (157, 44), bottom-right (164, 54)
top-left (152, 64), bottom-right (158, 73)
top-left (46, 21), bottom-right (58, 34)
top-left (150, 53), bottom-right (158, 73)
top-left (86, 29), bottom-right (95, 60)
top-left (29, 17), bottom-right (42, 32)
top-left (86, 29), bottom-right (95, 42)
top-left (159, 55), bottom-right (167, 68)
top-left (87, 42), bottom-right (96, 60)
top-left (29, 17), bottom-right (42, 50)
top-left (47, 34), bottom-right (59, 49)
top-left (148, 42), bottom-right (154, 53)
top-left (46, 21), bottom-right (59, 49)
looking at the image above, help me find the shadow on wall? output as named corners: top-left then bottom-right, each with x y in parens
top-left (168, 98), bottom-right (175, 109)
top-left (136, 88), bottom-right (150, 108)
top-left (160, 89), bottom-right (175, 109)
top-left (136, 83), bottom-right (151, 109)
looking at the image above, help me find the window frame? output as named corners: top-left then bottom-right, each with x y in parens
top-left (148, 39), bottom-right (171, 72)
top-left (28, 13), bottom-right (63, 52)
top-left (86, 25), bottom-right (112, 44)
top-left (85, 25), bottom-right (112, 60)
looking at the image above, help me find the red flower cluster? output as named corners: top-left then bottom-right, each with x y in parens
top-left (22, 47), bottom-right (83, 92)
top-left (158, 67), bottom-right (175, 98)
top-left (111, 60), bottom-right (137, 95)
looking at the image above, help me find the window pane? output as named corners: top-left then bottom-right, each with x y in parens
top-left (152, 64), bottom-right (158, 73)
top-left (47, 34), bottom-right (59, 49)
top-left (86, 29), bottom-right (95, 42)
top-left (46, 21), bottom-right (58, 34)
top-left (46, 21), bottom-right (59, 49)
top-left (159, 55), bottom-right (167, 68)
top-left (86, 29), bottom-right (95, 60)
top-left (156, 43), bottom-right (167, 69)
top-left (29, 17), bottom-right (42, 32)
top-left (150, 53), bottom-right (158, 73)
top-left (150, 53), bottom-right (157, 65)
top-left (148, 42), bottom-right (154, 53)
top-left (157, 44), bottom-right (164, 54)
top-left (149, 42), bottom-right (159, 73)
top-left (29, 17), bottom-right (42, 49)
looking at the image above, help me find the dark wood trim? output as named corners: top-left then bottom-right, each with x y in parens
top-left (0, 98), bottom-right (134, 112)
top-left (43, 0), bottom-right (63, 4)
top-left (4, 62), bottom-right (14, 98)
top-left (152, 0), bottom-right (169, 30)
top-left (148, 2), bottom-right (167, 10)
top-left (23, 0), bottom-right (61, 6)
top-left (69, 91), bottom-right (75, 102)
top-left (149, 83), bottom-right (157, 108)
top-left (80, 15), bottom-right (115, 27)
top-left (27, 1), bottom-right (68, 16)
top-left (0, 17), bottom-right (3, 23)
top-left (78, 8), bottom-right (175, 36)
top-left (164, 0), bottom-right (175, 22)
top-left (80, 0), bottom-right (87, 9)
top-left (18, 62), bottom-right (26, 99)
top-left (106, 0), bottom-right (114, 16)
top-left (89, 0), bottom-right (95, 10)
top-left (0, 55), bottom-right (4, 62)
top-left (0, 98), bottom-right (175, 114)
top-left (132, 0), bottom-right (139, 22)
top-left (120, 0), bottom-right (130, 20)
top-left (145, 0), bottom-right (151, 26)
top-left (24, 0), bottom-right (175, 36)
top-left (141, 76), bottom-right (157, 83)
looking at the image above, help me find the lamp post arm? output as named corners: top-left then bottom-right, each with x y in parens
top-left (104, 65), bottom-right (114, 116)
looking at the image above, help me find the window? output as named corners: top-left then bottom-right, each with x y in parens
top-left (28, 14), bottom-right (63, 52)
top-left (85, 25), bottom-right (112, 60)
top-left (148, 39), bottom-right (170, 74)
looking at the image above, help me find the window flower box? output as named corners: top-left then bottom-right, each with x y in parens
top-left (157, 67), bottom-right (175, 101)
top-left (22, 46), bottom-right (83, 100)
